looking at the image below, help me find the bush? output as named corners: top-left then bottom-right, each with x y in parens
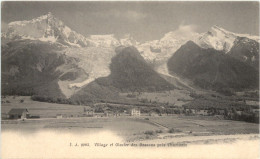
top-left (140, 98), bottom-right (149, 103)
top-left (94, 107), bottom-right (104, 113)
top-left (211, 94), bottom-right (216, 97)
top-left (31, 95), bottom-right (76, 105)
top-left (145, 135), bottom-right (152, 139)
top-left (156, 130), bottom-right (163, 133)
top-left (126, 94), bottom-right (136, 98)
top-left (29, 115), bottom-right (40, 119)
top-left (190, 92), bottom-right (203, 99)
top-left (144, 130), bottom-right (154, 135)
top-left (217, 88), bottom-right (234, 96)
top-left (168, 128), bottom-right (182, 133)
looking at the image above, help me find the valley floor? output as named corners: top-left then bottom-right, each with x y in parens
top-left (2, 95), bottom-right (259, 151)
top-left (2, 114), bottom-right (258, 143)
top-left (2, 101), bottom-right (259, 158)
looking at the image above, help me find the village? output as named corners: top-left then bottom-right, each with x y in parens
top-left (1, 95), bottom-right (259, 145)
top-left (2, 96), bottom-right (259, 124)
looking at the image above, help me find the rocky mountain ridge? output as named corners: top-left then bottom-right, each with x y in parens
top-left (2, 13), bottom-right (259, 99)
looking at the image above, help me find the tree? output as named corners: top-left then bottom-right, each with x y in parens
top-left (224, 108), bottom-right (228, 116)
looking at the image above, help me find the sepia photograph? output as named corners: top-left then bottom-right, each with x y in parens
top-left (1, 1), bottom-right (259, 158)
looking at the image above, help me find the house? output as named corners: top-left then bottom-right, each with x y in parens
top-left (246, 100), bottom-right (259, 106)
top-left (185, 108), bottom-right (195, 114)
top-left (149, 111), bottom-right (159, 117)
top-left (104, 110), bottom-right (112, 117)
top-left (236, 111), bottom-right (243, 115)
top-left (94, 112), bottom-right (106, 117)
top-left (8, 108), bottom-right (29, 119)
top-left (56, 114), bottom-right (63, 119)
top-left (218, 110), bottom-right (225, 115)
top-left (235, 92), bottom-right (245, 96)
top-left (2, 113), bottom-right (9, 119)
top-left (251, 109), bottom-right (259, 113)
top-left (197, 109), bottom-right (209, 116)
top-left (113, 111), bottom-right (121, 117)
top-left (252, 109), bottom-right (259, 117)
top-left (121, 110), bottom-right (128, 116)
top-left (131, 108), bottom-right (141, 116)
top-left (84, 107), bottom-right (94, 117)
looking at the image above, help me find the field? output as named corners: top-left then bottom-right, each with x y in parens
top-left (2, 117), bottom-right (159, 138)
top-left (2, 96), bottom-right (87, 118)
top-left (2, 96), bottom-right (259, 143)
top-left (2, 115), bottom-right (259, 142)
top-left (120, 89), bottom-right (193, 106)
top-left (149, 116), bottom-right (259, 135)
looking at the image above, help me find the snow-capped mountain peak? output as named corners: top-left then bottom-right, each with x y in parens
top-left (4, 13), bottom-right (143, 48)
top-left (8, 12), bottom-right (53, 26)
top-left (137, 28), bottom-right (199, 63)
top-left (210, 25), bottom-right (230, 33)
top-left (46, 12), bottom-right (54, 18)
top-left (5, 12), bottom-right (93, 47)
top-left (120, 34), bottom-right (139, 46)
top-left (197, 25), bottom-right (236, 52)
top-left (197, 25), bottom-right (259, 52)
top-left (88, 34), bottom-right (120, 47)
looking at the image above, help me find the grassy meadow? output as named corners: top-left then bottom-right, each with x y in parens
top-left (2, 96), bottom-right (87, 118)
top-left (1, 95), bottom-right (259, 142)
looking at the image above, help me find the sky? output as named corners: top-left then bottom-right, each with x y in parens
top-left (1, 1), bottom-right (259, 42)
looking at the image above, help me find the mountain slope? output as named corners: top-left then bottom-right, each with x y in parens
top-left (228, 37), bottom-right (259, 69)
top-left (167, 41), bottom-right (259, 93)
top-left (1, 40), bottom-right (88, 97)
top-left (104, 46), bottom-right (175, 92)
top-left (72, 46), bottom-right (175, 102)
top-left (136, 25), bottom-right (259, 77)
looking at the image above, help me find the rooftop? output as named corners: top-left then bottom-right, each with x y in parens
top-left (8, 108), bottom-right (28, 115)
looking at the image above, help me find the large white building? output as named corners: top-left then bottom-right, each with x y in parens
top-left (131, 108), bottom-right (141, 116)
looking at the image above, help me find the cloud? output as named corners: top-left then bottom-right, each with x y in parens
top-left (123, 10), bottom-right (147, 21)
top-left (92, 10), bottom-right (147, 22)
top-left (173, 24), bottom-right (198, 36)
top-left (173, 24), bottom-right (198, 39)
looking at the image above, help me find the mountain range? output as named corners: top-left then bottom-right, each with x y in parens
top-left (168, 41), bottom-right (258, 93)
top-left (2, 13), bottom-right (259, 101)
